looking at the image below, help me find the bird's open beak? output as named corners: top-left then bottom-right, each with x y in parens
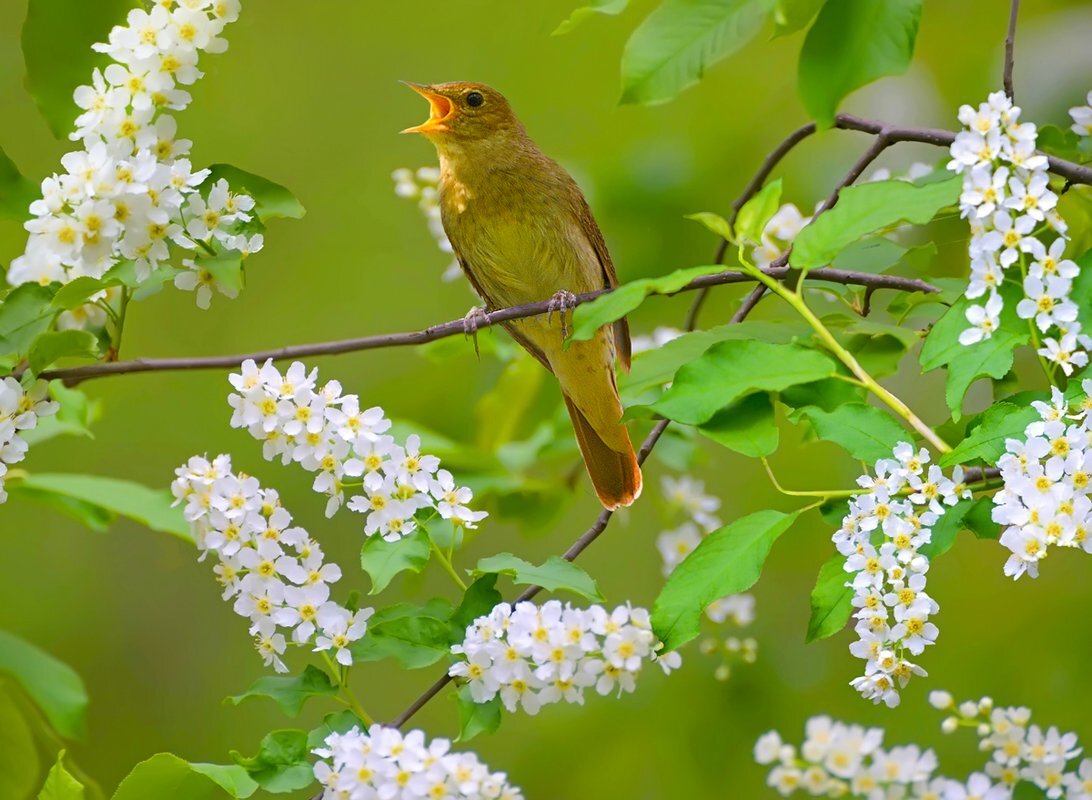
top-left (401, 82), bottom-right (454, 134)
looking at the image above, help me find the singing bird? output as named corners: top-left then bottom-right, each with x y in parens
top-left (402, 81), bottom-right (641, 510)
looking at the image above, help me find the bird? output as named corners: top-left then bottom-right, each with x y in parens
top-left (402, 81), bottom-right (641, 510)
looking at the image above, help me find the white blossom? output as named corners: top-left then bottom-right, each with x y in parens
top-left (392, 166), bottom-right (461, 281)
top-left (8, 0), bottom-right (261, 317)
top-left (449, 600), bottom-right (679, 715)
top-left (0, 379), bottom-right (59, 504)
top-left (228, 359), bottom-right (487, 535)
top-left (833, 443), bottom-right (970, 707)
top-left (1071, 90), bottom-right (1092, 138)
top-left (171, 454), bottom-right (370, 672)
top-left (993, 383), bottom-right (1092, 579)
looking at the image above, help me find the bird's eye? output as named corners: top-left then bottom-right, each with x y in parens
top-left (466, 91), bottom-right (484, 108)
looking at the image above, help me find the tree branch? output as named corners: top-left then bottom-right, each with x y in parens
top-left (39, 266), bottom-right (939, 384)
top-left (1004, 0), bottom-right (1020, 100)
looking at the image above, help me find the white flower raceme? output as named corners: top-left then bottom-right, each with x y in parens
top-left (171, 454), bottom-right (371, 672)
top-left (0, 379), bottom-right (58, 504)
top-left (8, 0), bottom-right (263, 315)
top-left (227, 359), bottom-right (487, 535)
top-left (449, 600), bottom-right (680, 715)
top-left (948, 91), bottom-right (1089, 374)
top-left (1071, 91), bottom-right (1092, 138)
top-left (392, 167), bottom-right (461, 281)
top-left (992, 383), bottom-right (1092, 579)
top-left (751, 203), bottom-right (812, 269)
top-left (313, 724), bottom-right (523, 800)
top-left (757, 692), bottom-right (1091, 799)
top-left (833, 443), bottom-right (971, 707)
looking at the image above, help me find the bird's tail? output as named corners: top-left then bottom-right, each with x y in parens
top-left (562, 393), bottom-right (642, 510)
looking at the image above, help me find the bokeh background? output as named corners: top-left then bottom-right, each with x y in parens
top-left (2, 0), bottom-right (1092, 797)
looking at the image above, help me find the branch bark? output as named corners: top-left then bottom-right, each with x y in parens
top-left (39, 266), bottom-right (939, 384)
top-left (1004, 0), bottom-right (1020, 100)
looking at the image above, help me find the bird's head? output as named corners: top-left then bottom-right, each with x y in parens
top-left (401, 82), bottom-right (524, 152)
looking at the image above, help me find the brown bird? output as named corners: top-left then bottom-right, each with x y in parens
top-left (402, 81), bottom-right (641, 510)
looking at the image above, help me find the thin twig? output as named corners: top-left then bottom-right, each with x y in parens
top-left (686, 122), bottom-right (818, 330)
top-left (37, 266), bottom-right (940, 384)
top-left (1004, 0), bottom-right (1020, 100)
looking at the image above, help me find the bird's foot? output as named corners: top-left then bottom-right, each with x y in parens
top-left (462, 305), bottom-right (489, 357)
top-left (547, 290), bottom-right (578, 340)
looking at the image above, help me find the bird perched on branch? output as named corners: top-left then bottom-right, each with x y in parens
top-left (402, 81), bottom-right (641, 510)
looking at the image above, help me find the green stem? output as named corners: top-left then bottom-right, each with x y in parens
top-left (111, 287), bottom-right (132, 360)
top-left (745, 264), bottom-right (952, 454)
top-left (1016, 254), bottom-right (1056, 384)
top-left (320, 652), bottom-right (374, 726)
top-left (760, 457), bottom-right (859, 499)
top-left (430, 539), bottom-right (468, 591)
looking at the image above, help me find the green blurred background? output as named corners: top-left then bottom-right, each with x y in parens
top-left (2, 0), bottom-right (1092, 796)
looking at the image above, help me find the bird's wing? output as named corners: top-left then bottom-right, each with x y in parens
top-left (452, 251), bottom-right (554, 372)
top-left (571, 187), bottom-right (631, 372)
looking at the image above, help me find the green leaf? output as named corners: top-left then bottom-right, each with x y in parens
top-left (455, 685), bottom-right (502, 742)
top-left (28, 330), bottom-right (100, 374)
top-left (200, 252), bottom-right (245, 294)
top-left (790, 177), bottom-right (959, 270)
top-left (350, 600), bottom-right (456, 669)
top-left (231, 730), bottom-right (313, 794)
top-left (939, 402), bottom-right (1039, 467)
top-left (1068, 249), bottom-right (1092, 330)
top-left (697, 392), bottom-right (778, 457)
top-left (307, 710), bottom-right (362, 749)
top-left (205, 164), bottom-right (305, 221)
top-left (450, 575), bottom-right (503, 636)
top-left (569, 265), bottom-right (723, 343)
top-left (944, 329), bottom-right (1027, 417)
top-left (0, 630), bottom-right (88, 740)
top-left (38, 751), bottom-right (85, 800)
top-left (1012, 781), bottom-right (1049, 799)
top-left (794, 402), bottom-right (906, 462)
top-left (0, 686), bottom-right (40, 800)
top-left (964, 496), bottom-right (999, 540)
top-left (918, 498), bottom-right (975, 559)
top-left (772, 0), bottom-right (825, 36)
top-left (22, 0), bottom-right (140, 138)
top-left (830, 237), bottom-right (909, 274)
top-left (225, 665), bottom-right (336, 718)
top-left (360, 529), bottom-right (430, 595)
top-left (21, 381), bottom-right (99, 446)
top-left (0, 283), bottom-right (57, 358)
top-left (111, 754), bottom-right (259, 800)
top-left (622, 320), bottom-right (809, 396)
top-left (797, 0), bottom-right (922, 127)
top-left (473, 553), bottom-right (604, 601)
top-left (1036, 124), bottom-right (1090, 164)
top-left (0, 144), bottom-right (38, 221)
top-left (554, 0), bottom-right (631, 35)
top-left (620, 0), bottom-right (773, 105)
top-left (685, 211), bottom-right (734, 242)
top-left (806, 554), bottom-right (852, 643)
top-left (646, 340), bottom-right (835, 425)
top-left (652, 509), bottom-right (800, 650)
top-left (735, 179), bottom-right (782, 245)
top-left (15, 473), bottom-right (191, 540)
top-left (780, 377), bottom-right (862, 411)
top-left (51, 277), bottom-right (112, 311)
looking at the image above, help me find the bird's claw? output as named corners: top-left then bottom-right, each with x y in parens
top-left (547, 290), bottom-right (578, 340)
top-left (462, 305), bottom-right (489, 358)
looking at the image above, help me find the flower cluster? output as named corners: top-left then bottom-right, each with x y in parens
top-left (756, 692), bottom-right (1091, 798)
top-left (993, 383), bottom-right (1092, 579)
top-left (393, 167), bottom-right (461, 282)
top-left (449, 600), bottom-right (680, 715)
top-left (313, 724), bottom-right (523, 800)
top-left (171, 454), bottom-right (371, 672)
top-left (751, 203), bottom-right (812, 269)
top-left (930, 691), bottom-right (1089, 798)
top-left (0, 379), bottom-right (58, 504)
top-left (1071, 90), bottom-right (1092, 138)
top-left (948, 91), bottom-right (1088, 375)
top-left (227, 359), bottom-right (486, 535)
top-left (755, 716), bottom-right (939, 797)
top-left (656, 474), bottom-right (757, 679)
top-left (833, 443), bottom-right (970, 707)
top-left (8, 0), bottom-right (263, 314)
